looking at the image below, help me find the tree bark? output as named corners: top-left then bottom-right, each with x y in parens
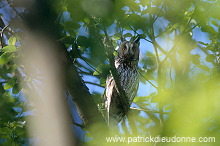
top-left (65, 62), bottom-right (107, 128)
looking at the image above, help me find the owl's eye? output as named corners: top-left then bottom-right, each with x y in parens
top-left (132, 48), bottom-right (135, 52)
top-left (122, 47), bottom-right (127, 51)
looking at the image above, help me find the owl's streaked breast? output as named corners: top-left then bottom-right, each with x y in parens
top-left (116, 60), bottom-right (139, 103)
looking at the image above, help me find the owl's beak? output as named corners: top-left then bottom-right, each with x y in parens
top-left (124, 53), bottom-right (134, 61)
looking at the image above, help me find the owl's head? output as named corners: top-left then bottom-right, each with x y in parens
top-left (117, 36), bottom-right (140, 63)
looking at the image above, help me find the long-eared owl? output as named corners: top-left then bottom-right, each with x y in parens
top-left (105, 36), bottom-right (140, 125)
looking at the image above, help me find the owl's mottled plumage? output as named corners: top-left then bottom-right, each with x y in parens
top-left (105, 37), bottom-right (140, 125)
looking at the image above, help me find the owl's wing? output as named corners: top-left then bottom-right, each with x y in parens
top-left (105, 75), bottom-right (126, 125)
top-left (105, 76), bottom-right (115, 122)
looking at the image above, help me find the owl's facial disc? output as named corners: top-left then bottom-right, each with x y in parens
top-left (121, 42), bottom-right (137, 62)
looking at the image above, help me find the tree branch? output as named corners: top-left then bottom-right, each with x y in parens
top-left (0, 23), bottom-right (10, 48)
top-left (65, 59), bottom-right (107, 126)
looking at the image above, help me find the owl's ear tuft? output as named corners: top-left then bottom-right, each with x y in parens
top-left (120, 37), bottom-right (127, 42)
top-left (134, 36), bottom-right (140, 44)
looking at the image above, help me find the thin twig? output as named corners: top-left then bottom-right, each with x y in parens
top-left (76, 61), bottom-right (95, 73)
top-left (6, 0), bottom-right (24, 19)
top-left (155, 22), bottom-right (176, 38)
top-left (73, 121), bottom-right (85, 129)
top-left (153, 41), bottom-right (168, 55)
top-left (143, 38), bottom-right (153, 43)
top-left (129, 25), bottom-right (153, 43)
top-left (78, 71), bottom-right (93, 76)
top-left (127, 110), bottom-right (138, 135)
top-left (0, 23), bottom-right (10, 48)
top-left (159, 43), bottom-right (177, 68)
top-left (146, 3), bottom-right (164, 33)
top-left (139, 71), bottom-right (158, 90)
top-left (0, 80), bottom-right (7, 84)
top-left (75, 48), bottom-right (101, 74)
top-left (130, 107), bottom-right (170, 115)
top-left (84, 81), bottom-right (104, 88)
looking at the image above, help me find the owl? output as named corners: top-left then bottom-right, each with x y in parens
top-left (105, 36), bottom-right (140, 125)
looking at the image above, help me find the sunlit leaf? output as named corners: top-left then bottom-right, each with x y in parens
top-left (197, 64), bottom-right (210, 72)
top-left (4, 77), bottom-right (17, 90)
top-left (7, 64), bottom-right (18, 73)
top-left (8, 36), bottom-right (17, 45)
top-left (142, 7), bottom-right (164, 17)
top-left (206, 54), bottom-right (215, 62)
top-left (1, 45), bottom-right (17, 52)
top-left (124, 33), bottom-right (132, 38)
top-left (164, 105), bottom-right (172, 111)
top-left (99, 77), bottom-right (106, 86)
top-left (197, 41), bottom-right (208, 46)
top-left (211, 20), bottom-right (218, 27)
top-left (126, 0), bottom-right (140, 12)
top-left (201, 25), bottom-right (217, 34)
top-left (0, 52), bottom-right (13, 65)
top-left (191, 54), bottom-right (200, 65)
top-left (133, 96), bottom-right (150, 103)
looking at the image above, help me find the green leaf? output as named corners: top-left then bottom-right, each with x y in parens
top-left (64, 21), bottom-right (81, 30)
top-left (0, 52), bottom-right (13, 65)
top-left (166, 23), bottom-right (179, 34)
top-left (93, 71), bottom-right (100, 76)
top-left (114, 33), bottom-right (121, 40)
top-left (197, 41), bottom-right (208, 46)
top-left (100, 77), bottom-right (106, 86)
top-left (0, 83), bottom-right (4, 93)
top-left (205, 45), bottom-right (214, 51)
top-left (7, 64), bottom-right (18, 73)
top-left (8, 36), bottom-right (17, 45)
top-left (62, 5), bottom-right (67, 12)
top-left (139, 34), bottom-right (146, 39)
top-left (206, 54), bottom-right (215, 62)
top-left (12, 83), bottom-right (22, 94)
top-left (140, 0), bottom-right (150, 6)
top-left (124, 33), bottom-right (132, 38)
top-left (164, 105), bottom-right (172, 111)
top-left (69, 48), bottom-right (81, 59)
top-left (212, 20), bottom-right (218, 27)
top-left (93, 64), bottom-right (110, 76)
top-left (4, 78), bottom-right (17, 90)
top-left (1, 45), bottom-right (17, 52)
top-left (77, 36), bottom-right (90, 48)
top-left (127, 0), bottom-right (140, 12)
top-left (133, 96), bottom-right (149, 103)
top-left (191, 54), bottom-right (200, 65)
top-left (59, 36), bottom-right (75, 44)
top-left (1, 127), bottom-right (11, 134)
top-left (92, 92), bottom-right (102, 104)
top-left (201, 25), bottom-right (217, 34)
top-left (142, 7), bottom-right (164, 17)
top-left (197, 64), bottom-right (210, 72)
